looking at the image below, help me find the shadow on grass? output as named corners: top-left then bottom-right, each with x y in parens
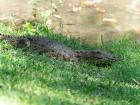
top-left (0, 35), bottom-right (140, 105)
top-left (0, 46), bottom-right (139, 105)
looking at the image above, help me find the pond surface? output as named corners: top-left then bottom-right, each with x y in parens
top-left (0, 0), bottom-right (140, 44)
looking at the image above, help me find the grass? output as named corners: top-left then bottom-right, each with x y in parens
top-left (0, 22), bottom-right (140, 105)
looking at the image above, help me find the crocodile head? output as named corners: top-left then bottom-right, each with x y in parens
top-left (10, 38), bottom-right (31, 48)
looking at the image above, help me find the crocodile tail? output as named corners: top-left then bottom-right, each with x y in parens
top-left (75, 50), bottom-right (122, 61)
top-left (75, 50), bottom-right (110, 58)
top-left (75, 50), bottom-right (123, 67)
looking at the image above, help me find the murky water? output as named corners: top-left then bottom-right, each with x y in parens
top-left (0, 0), bottom-right (32, 20)
top-left (0, 0), bottom-right (140, 44)
top-left (52, 0), bottom-right (140, 43)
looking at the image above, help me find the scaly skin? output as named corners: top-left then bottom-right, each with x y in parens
top-left (0, 33), bottom-right (122, 67)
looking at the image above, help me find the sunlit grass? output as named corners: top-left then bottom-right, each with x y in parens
top-left (0, 23), bottom-right (140, 105)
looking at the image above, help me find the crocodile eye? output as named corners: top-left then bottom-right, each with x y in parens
top-left (16, 39), bottom-right (30, 48)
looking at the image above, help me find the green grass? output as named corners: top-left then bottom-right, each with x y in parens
top-left (0, 23), bottom-right (140, 105)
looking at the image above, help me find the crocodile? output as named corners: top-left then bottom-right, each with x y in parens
top-left (0, 33), bottom-right (122, 67)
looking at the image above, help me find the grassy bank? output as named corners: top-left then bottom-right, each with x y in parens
top-left (0, 23), bottom-right (140, 105)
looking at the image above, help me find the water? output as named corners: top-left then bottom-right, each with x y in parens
top-left (51, 0), bottom-right (140, 43)
top-left (0, 0), bottom-right (140, 44)
top-left (0, 0), bottom-right (32, 19)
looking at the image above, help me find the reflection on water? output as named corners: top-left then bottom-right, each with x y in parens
top-left (0, 0), bottom-right (140, 44)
